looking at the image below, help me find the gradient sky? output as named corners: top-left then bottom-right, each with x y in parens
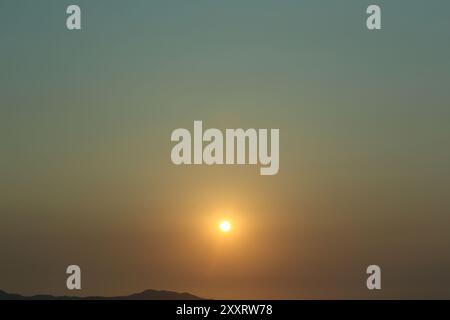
top-left (1, 0), bottom-right (450, 299)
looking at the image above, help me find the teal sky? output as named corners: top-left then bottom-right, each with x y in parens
top-left (1, 1), bottom-right (450, 299)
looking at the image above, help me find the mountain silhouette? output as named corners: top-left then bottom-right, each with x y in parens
top-left (0, 289), bottom-right (203, 300)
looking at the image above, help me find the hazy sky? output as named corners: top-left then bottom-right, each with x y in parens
top-left (1, 0), bottom-right (450, 299)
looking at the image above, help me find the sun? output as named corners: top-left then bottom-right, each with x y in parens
top-left (219, 220), bottom-right (232, 233)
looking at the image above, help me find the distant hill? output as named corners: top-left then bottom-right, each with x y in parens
top-left (0, 289), bottom-right (203, 300)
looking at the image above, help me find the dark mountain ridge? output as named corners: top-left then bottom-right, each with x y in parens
top-left (0, 289), bottom-right (203, 300)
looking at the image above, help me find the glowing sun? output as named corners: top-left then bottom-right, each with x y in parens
top-left (219, 220), bottom-right (232, 233)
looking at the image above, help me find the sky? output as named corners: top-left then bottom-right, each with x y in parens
top-left (1, 0), bottom-right (450, 299)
